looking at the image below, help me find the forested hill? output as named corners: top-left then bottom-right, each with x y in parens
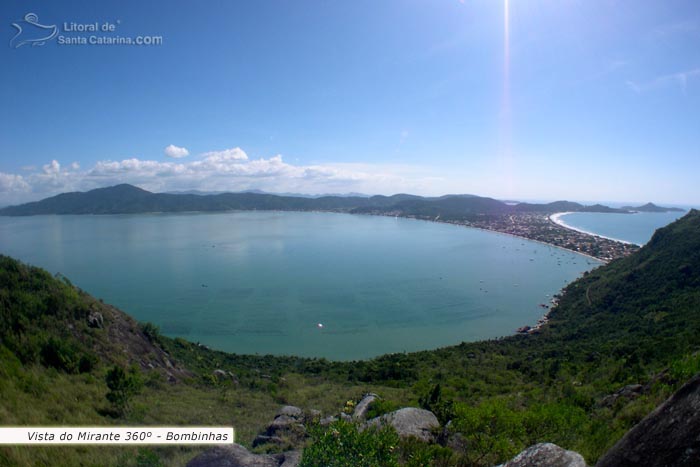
top-left (0, 183), bottom-right (637, 216)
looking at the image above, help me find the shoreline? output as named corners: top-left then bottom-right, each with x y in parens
top-left (428, 217), bottom-right (605, 264)
top-left (549, 212), bottom-right (639, 246)
top-left (361, 212), bottom-right (610, 264)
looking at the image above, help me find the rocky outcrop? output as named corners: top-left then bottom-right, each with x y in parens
top-left (253, 405), bottom-right (307, 449)
top-left (596, 373), bottom-right (700, 467)
top-left (279, 450), bottom-right (301, 467)
top-left (277, 405), bottom-right (303, 418)
top-left (87, 310), bottom-right (103, 328)
top-left (497, 443), bottom-right (587, 467)
top-left (86, 299), bottom-right (191, 381)
top-left (188, 406), bottom-right (307, 466)
top-left (188, 401), bottom-right (443, 466)
top-left (598, 384), bottom-right (643, 408)
top-left (366, 407), bottom-right (440, 442)
top-left (186, 443), bottom-right (299, 467)
top-left (352, 393), bottom-right (378, 421)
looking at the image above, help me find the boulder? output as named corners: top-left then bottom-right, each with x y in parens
top-left (280, 450), bottom-right (301, 467)
top-left (366, 407), bottom-right (440, 442)
top-left (497, 443), bottom-right (587, 467)
top-left (87, 311), bottom-right (104, 328)
top-left (596, 374), bottom-right (700, 467)
top-left (186, 443), bottom-right (299, 467)
top-left (352, 393), bottom-right (379, 421)
top-left (319, 415), bottom-right (338, 426)
top-left (277, 405), bottom-right (303, 418)
top-left (253, 405), bottom-right (306, 449)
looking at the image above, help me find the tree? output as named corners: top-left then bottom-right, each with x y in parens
top-left (105, 365), bottom-right (142, 416)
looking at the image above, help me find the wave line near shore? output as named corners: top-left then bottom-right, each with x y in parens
top-left (549, 212), bottom-right (639, 246)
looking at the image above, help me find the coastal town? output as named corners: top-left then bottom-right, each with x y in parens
top-left (460, 212), bottom-right (639, 262)
top-left (395, 212), bottom-right (639, 262)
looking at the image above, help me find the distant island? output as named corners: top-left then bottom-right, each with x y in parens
top-left (621, 202), bottom-right (685, 213)
top-left (1, 184), bottom-right (686, 261)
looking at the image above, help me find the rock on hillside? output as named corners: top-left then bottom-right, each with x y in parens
top-left (596, 373), bottom-right (700, 467)
top-left (186, 443), bottom-right (300, 467)
top-left (253, 405), bottom-right (307, 449)
top-left (0, 254), bottom-right (190, 381)
top-left (352, 393), bottom-right (378, 421)
top-left (98, 300), bottom-right (190, 381)
top-left (497, 443), bottom-right (587, 467)
top-left (365, 407), bottom-right (440, 442)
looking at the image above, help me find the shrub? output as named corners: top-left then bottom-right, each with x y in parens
top-left (365, 399), bottom-right (401, 420)
top-left (418, 384), bottom-right (454, 425)
top-left (105, 365), bottom-right (143, 416)
top-left (451, 399), bottom-right (525, 466)
top-left (140, 322), bottom-right (162, 345)
top-left (300, 420), bottom-right (400, 467)
top-left (40, 337), bottom-right (81, 373)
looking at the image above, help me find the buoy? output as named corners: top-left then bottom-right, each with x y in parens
top-left (317, 323), bottom-right (324, 328)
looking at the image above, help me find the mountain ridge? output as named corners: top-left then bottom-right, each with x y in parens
top-left (0, 184), bottom-right (653, 217)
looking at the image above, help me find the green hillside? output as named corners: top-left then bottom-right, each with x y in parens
top-left (1, 210), bottom-right (699, 466)
top-left (0, 183), bottom-right (632, 217)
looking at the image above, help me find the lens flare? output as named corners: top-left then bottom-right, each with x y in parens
top-left (501, 0), bottom-right (513, 194)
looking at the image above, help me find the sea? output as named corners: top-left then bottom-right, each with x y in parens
top-left (554, 211), bottom-right (687, 246)
top-left (0, 211), bottom-right (599, 360)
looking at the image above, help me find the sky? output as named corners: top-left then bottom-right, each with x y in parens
top-left (1, 0), bottom-right (699, 206)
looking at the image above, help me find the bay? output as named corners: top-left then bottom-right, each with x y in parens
top-left (0, 211), bottom-right (599, 360)
top-left (555, 211), bottom-right (686, 246)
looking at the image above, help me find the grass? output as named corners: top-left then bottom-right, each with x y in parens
top-left (0, 344), bottom-right (412, 466)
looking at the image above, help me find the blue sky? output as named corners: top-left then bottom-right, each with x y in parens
top-left (1, 0), bottom-right (699, 205)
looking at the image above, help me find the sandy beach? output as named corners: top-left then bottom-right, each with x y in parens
top-left (549, 212), bottom-right (637, 246)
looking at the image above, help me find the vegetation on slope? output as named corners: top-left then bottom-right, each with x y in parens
top-left (0, 210), bottom-right (698, 466)
top-left (0, 183), bottom-right (637, 217)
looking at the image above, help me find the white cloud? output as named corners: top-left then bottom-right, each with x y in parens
top-left (43, 160), bottom-right (60, 174)
top-left (164, 144), bottom-right (190, 159)
top-left (0, 172), bottom-right (30, 193)
top-left (200, 147), bottom-right (248, 162)
top-left (0, 147), bottom-right (446, 205)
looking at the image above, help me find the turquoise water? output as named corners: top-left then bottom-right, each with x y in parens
top-left (556, 211), bottom-right (686, 246)
top-left (0, 212), bottom-right (599, 360)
